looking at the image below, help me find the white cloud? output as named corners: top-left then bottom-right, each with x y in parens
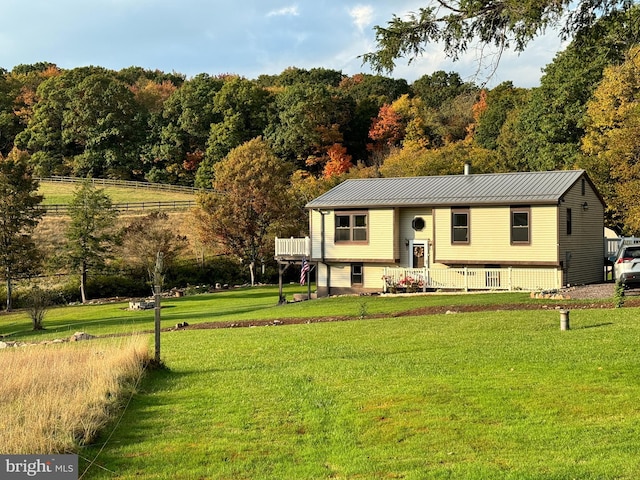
top-left (348, 5), bottom-right (374, 32)
top-left (267, 5), bottom-right (299, 17)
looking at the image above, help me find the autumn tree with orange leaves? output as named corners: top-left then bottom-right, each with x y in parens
top-left (368, 103), bottom-right (405, 152)
top-left (323, 143), bottom-right (353, 178)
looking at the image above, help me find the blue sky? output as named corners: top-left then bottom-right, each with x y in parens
top-left (0, 1), bottom-right (566, 87)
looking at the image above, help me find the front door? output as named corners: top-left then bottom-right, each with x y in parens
top-left (409, 241), bottom-right (428, 268)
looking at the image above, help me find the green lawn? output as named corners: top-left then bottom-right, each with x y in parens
top-left (38, 181), bottom-right (195, 205)
top-left (77, 304), bottom-right (640, 479)
top-left (0, 286), bottom-right (566, 342)
top-left (4, 286), bottom-right (637, 479)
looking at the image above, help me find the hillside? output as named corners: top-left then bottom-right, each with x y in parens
top-left (33, 178), bottom-right (207, 274)
top-left (38, 178), bottom-right (197, 206)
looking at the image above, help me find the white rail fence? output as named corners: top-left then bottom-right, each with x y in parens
top-left (383, 266), bottom-right (562, 292)
top-left (38, 176), bottom-right (208, 194)
top-left (43, 200), bottom-right (196, 215)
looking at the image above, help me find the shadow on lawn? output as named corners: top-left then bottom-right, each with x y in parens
top-left (1, 291), bottom-right (287, 341)
top-left (78, 366), bottom-right (186, 478)
top-left (172, 288), bottom-right (284, 302)
top-left (575, 322), bottom-right (614, 330)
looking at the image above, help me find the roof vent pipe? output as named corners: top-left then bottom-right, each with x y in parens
top-left (464, 162), bottom-right (471, 175)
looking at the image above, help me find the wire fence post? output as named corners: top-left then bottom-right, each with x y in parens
top-left (154, 252), bottom-right (164, 364)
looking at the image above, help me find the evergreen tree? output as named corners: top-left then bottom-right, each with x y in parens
top-left (65, 180), bottom-right (117, 303)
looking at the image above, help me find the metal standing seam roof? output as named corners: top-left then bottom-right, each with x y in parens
top-left (305, 170), bottom-right (589, 209)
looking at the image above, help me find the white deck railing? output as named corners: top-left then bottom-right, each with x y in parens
top-left (606, 237), bottom-right (640, 260)
top-left (383, 266), bottom-right (562, 292)
top-left (275, 237), bottom-right (311, 258)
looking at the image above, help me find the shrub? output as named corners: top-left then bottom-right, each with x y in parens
top-left (26, 285), bottom-right (51, 330)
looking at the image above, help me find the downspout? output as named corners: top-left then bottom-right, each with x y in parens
top-left (318, 209), bottom-right (331, 296)
top-left (319, 210), bottom-right (325, 263)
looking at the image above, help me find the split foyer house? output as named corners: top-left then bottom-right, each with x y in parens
top-left (276, 169), bottom-right (605, 296)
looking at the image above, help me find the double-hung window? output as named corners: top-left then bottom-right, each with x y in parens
top-left (335, 211), bottom-right (368, 243)
top-left (451, 209), bottom-right (470, 244)
top-left (511, 207), bottom-right (530, 244)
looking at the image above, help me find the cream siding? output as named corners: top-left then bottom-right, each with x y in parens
top-left (309, 209), bottom-right (324, 260)
top-left (316, 262), bottom-right (395, 292)
top-left (318, 264), bottom-right (387, 289)
top-left (327, 263), bottom-right (351, 287)
top-left (307, 172), bottom-right (604, 295)
top-left (558, 179), bottom-right (604, 285)
top-left (398, 208), bottom-right (433, 266)
top-left (310, 208), bottom-right (396, 261)
top-left (433, 205), bottom-right (559, 264)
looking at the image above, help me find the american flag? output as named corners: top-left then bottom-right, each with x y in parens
top-left (300, 258), bottom-right (310, 285)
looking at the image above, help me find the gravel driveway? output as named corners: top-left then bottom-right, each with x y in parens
top-left (560, 283), bottom-right (615, 299)
top-left (561, 282), bottom-right (640, 298)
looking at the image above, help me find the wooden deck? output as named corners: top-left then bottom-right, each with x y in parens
top-left (275, 237), bottom-right (311, 259)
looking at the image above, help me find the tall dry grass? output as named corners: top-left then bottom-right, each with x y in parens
top-left (0, 336), bottom-right (150, 454)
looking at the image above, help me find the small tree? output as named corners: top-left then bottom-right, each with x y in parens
top-left (65, 180), bottom-right (117, 303)
top-left (119, 211), bottom-right (187, 288)
top-left (26, 285), bottom-right (50, 330)
top-left (195, 137), bottom-right (296, 285)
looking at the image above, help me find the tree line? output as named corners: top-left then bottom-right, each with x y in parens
top-left (1, 4), bottom-right (639, 302)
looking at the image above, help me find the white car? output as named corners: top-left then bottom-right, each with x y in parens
top-left (614, 245), bottom-right (640, 288)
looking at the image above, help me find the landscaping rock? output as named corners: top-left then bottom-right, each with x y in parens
top-left (292, 293), bottom-right (318, 302)
top-left (0, 341), bottom-right (8, 349)
top-left (129, 300), bottom-right (155, 310)
top-left (70, 332), bottom-right (95, 342)
top-left (531, 291), bottom-right (571, 300)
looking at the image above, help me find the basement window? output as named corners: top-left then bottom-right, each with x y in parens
top-left (351, 263), bottom-right (363, 286)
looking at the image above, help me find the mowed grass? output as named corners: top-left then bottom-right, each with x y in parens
top-left (0, 285), bottom-right (309, 341)
top-left (57, 288), bottom-right (638, 479)
top-left (4, 287), bottom-right (637, 478)
top-left (38, 181), bottom-right (195, 205)
top-left (1, 286), bottom-right (562, 343)
top-left (78, 308), bottom-right (640, 479)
